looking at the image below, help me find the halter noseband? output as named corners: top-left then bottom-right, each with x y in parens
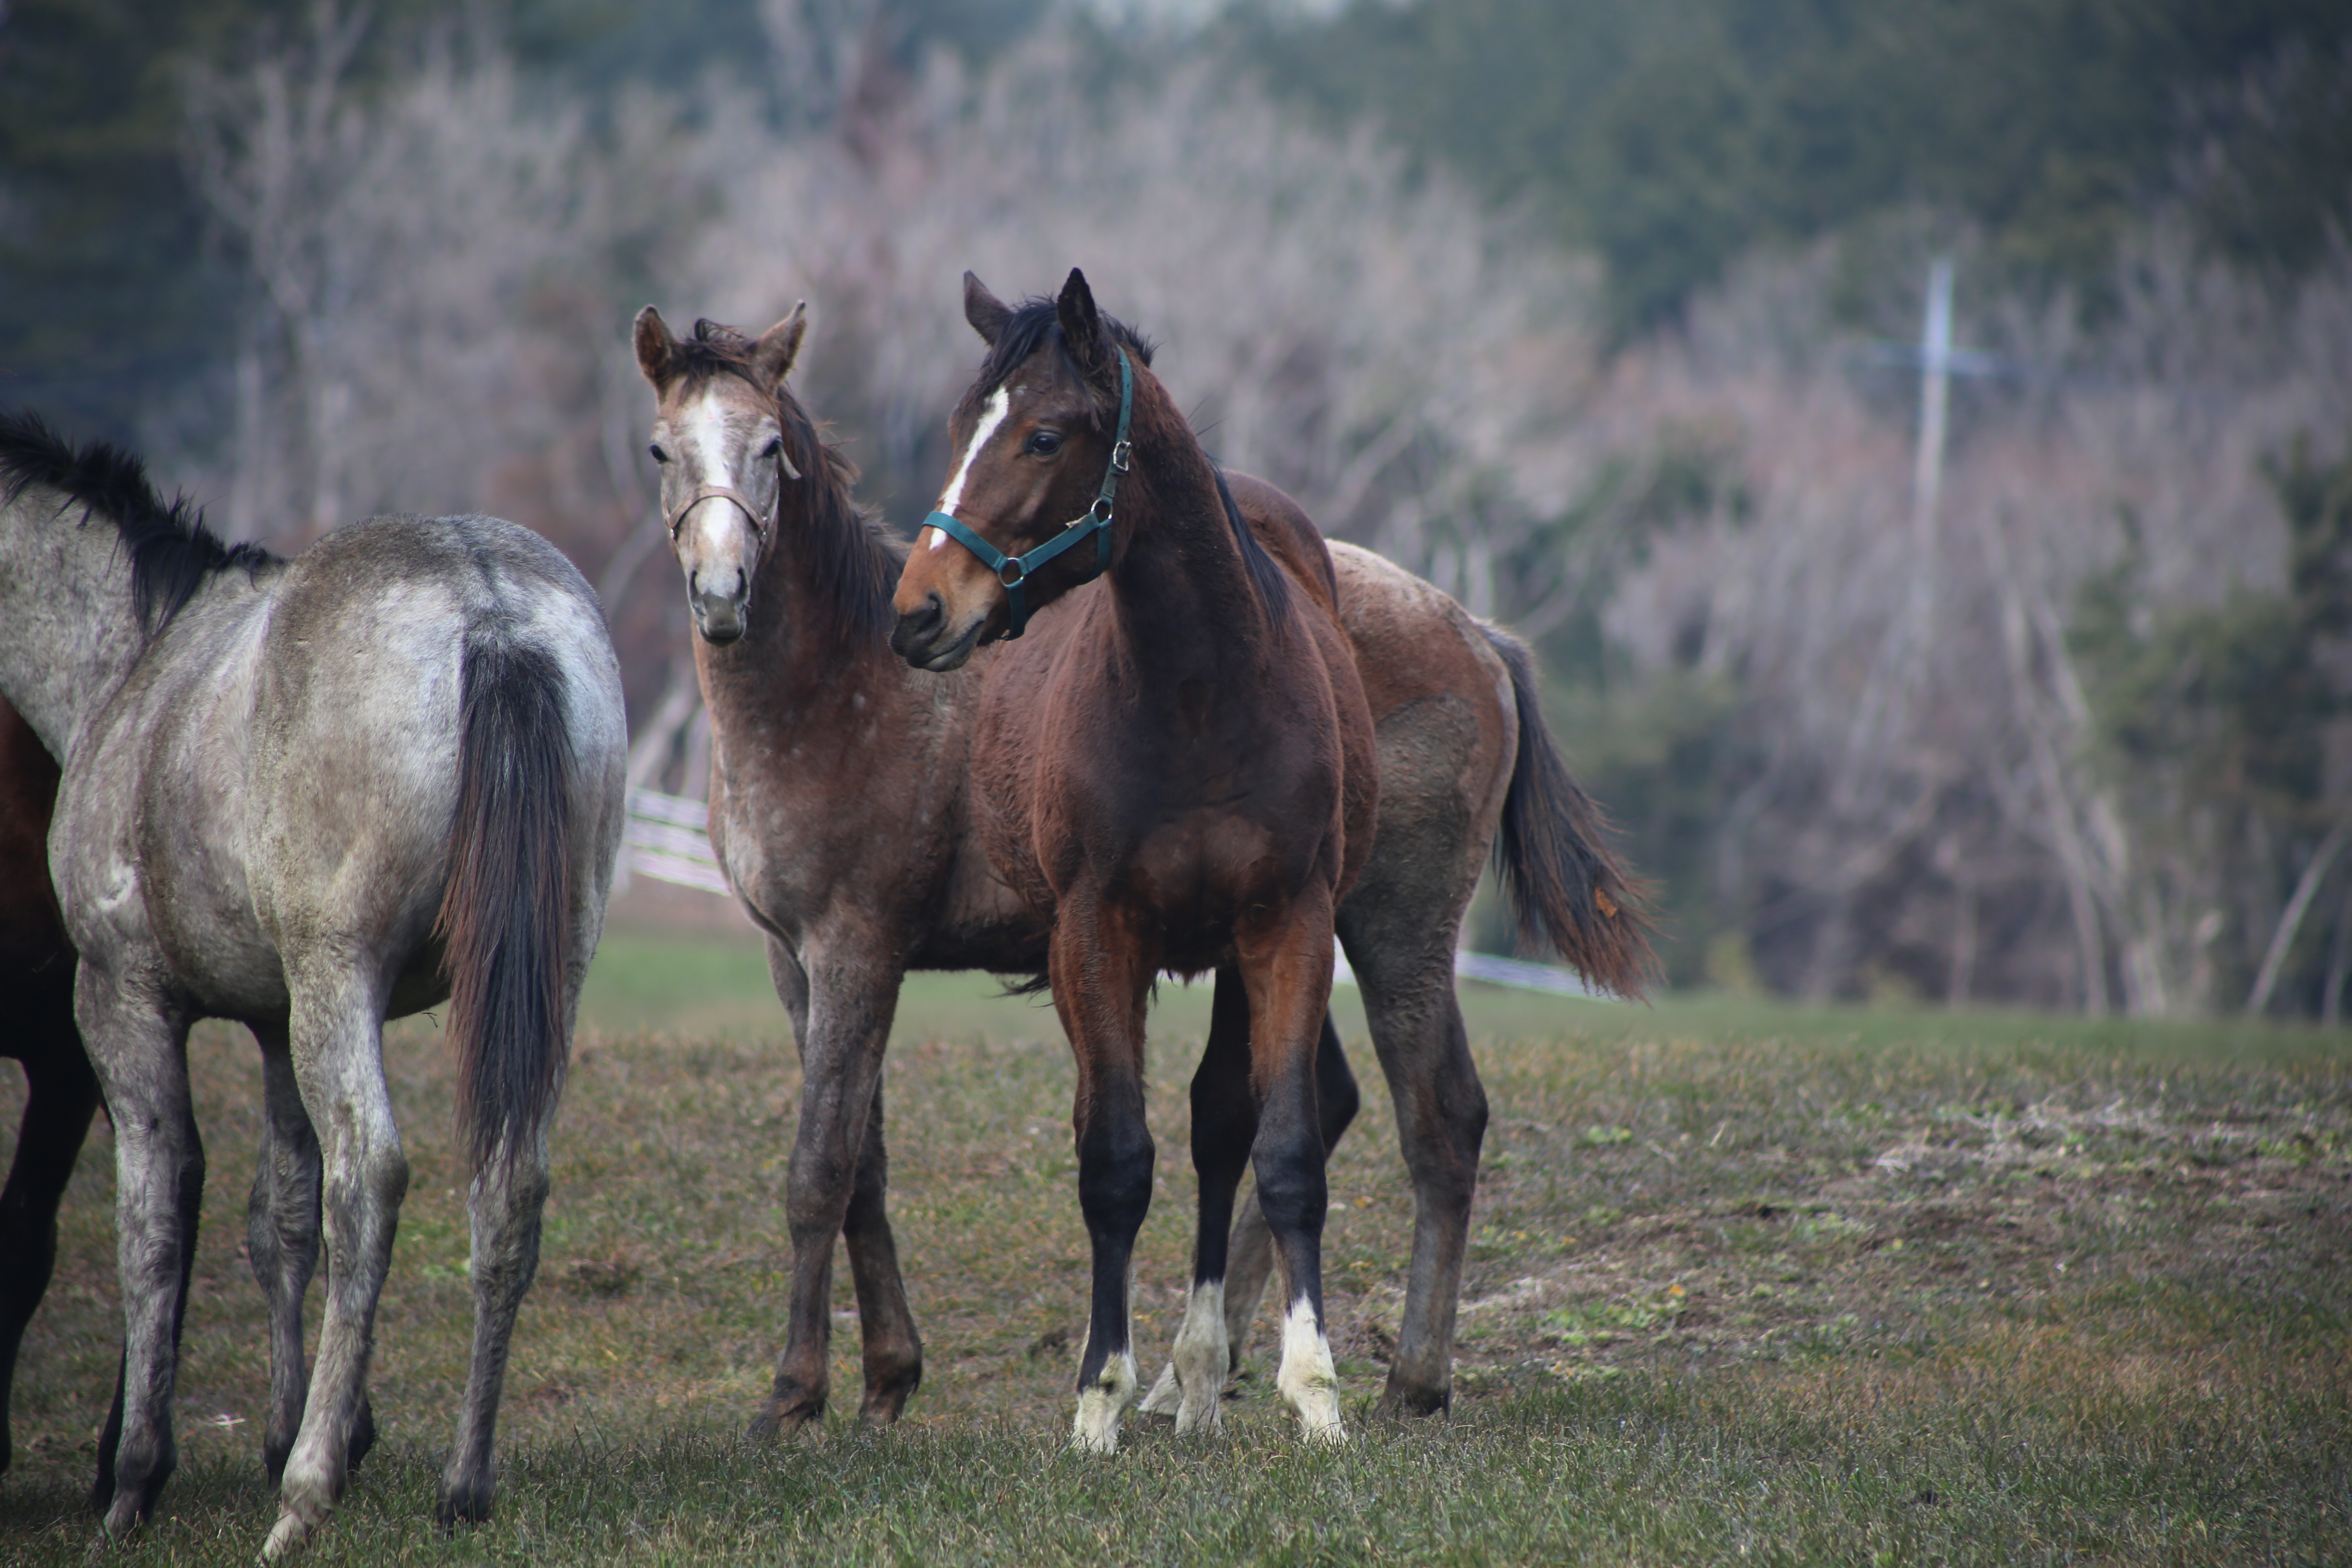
top-left (663, 429), bottom-right (803, 543)
top-left (921, 345), bottom-right (1134, 640)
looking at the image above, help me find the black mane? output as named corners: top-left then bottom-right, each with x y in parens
top-left (678, 321), bottom-right (904, 646)
top-left (976, 298), bottom-right (1158, 399)
top-left (977, 302), bottom-right (1287, 623)
top-left (0, 408), bottom-right (275, 634)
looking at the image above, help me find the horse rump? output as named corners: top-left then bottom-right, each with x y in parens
top-left (434, 637), bottom-right (575, 1176)
top-left (1482, 624), bottom-right (1657, 999)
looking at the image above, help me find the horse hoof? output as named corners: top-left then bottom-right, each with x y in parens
top-left (855, 1363), bottom-right (920, 1427)
top-left (1069, 1401), bottom-right (1123, 1455)
top-left (746, 1398), bottom-right (822, 1443)
top-left (261, 1510), bottom-right (312, 1559)
top-left (1134, 1363), bottom-right (1180, 1420)
top-left (435, 1478), bottom-right (493, 1532)
top-left (1374, 1377), bottom-right (1452, 1419)
top-left (1069, 1347), bottom-right (1138, 1454)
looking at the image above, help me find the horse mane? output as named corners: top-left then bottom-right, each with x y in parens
top-left (676, 321), bottom-right (903, 646)
top-left (977, 300), bottom-right (1290, 624)
top-left (0, 408), bottom-right (275, 635)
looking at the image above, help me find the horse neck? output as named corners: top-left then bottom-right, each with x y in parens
top-left (0, 482), bottom-right (166, 760)
top-left (1105, 430), bottom-right (1280, 678)
top-left (702, 474), bottom-right (902, 723)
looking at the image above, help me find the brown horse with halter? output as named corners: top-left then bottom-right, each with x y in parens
top-left (890, 269), bottom-right (1379, 1447)
top-left (633, 285), bottom-right (1648, 1447)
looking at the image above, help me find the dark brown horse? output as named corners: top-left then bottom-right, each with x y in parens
top-left (633, 294), bottom-right (1647, 1446)
top-left (891, 269), bottom-right (1380, 1448)
top-left (0, 694), bottom-right (100, 1483)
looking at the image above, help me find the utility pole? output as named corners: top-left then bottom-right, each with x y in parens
top-left (1910, 258), bottom-right (1954, 609)
top-left (1892, 258), bottom-right (2007, 618)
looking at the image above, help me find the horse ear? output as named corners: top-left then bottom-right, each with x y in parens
top-left (633, 305), bottom-right (679, 390)
top-left (1056, 267), bottom-right (1106, 374)
top-left (964, 272), bottom-right (1012, 345)
top-left (751, 301), bottom-right (808, 389)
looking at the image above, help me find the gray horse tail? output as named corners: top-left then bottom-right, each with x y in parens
top-left (1481, 623), bottom-right (1658, 1000)
top-left (434, 637), bottom-right (575, 1176)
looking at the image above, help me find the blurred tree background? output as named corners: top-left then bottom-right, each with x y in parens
top-left (3, 0), bottom-right (2348, 1016)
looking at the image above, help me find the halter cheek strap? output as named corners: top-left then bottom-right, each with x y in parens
top-left (922, 345), bottom-right (1134, 640)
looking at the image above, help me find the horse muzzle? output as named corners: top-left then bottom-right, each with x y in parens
top-left (889, 592), bottom-right (983, 672)
top-left (689, 568), bottom-right (751, 645)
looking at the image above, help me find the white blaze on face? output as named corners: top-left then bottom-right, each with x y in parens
top-left (681, 389), bottom-right (751, 573)
top-left (924, 386), bottom-right (1011, 552)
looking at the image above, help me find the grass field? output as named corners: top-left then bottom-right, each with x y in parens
top-left (2, 925), bottom-right (2347, 1564)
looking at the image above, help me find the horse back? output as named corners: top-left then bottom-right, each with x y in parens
top-left (1224, 472), bottom-right (1342, 617)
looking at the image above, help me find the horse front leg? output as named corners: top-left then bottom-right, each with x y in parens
top-left (1138, 964), bottom-right (1255, 1433)
top-left (74, 967), bottom-right (203, 1539)
top-left (843, 1074), bottom-right (922, 1423)
top-left (1052, 894), bottom-right (1156, 1454)
top-left (777, 941), bottom-right (922, 1426)
top-left (1237, 892), bottom-right (1346, 1443)
top-left (750, 939), bottom-right (898, 1441)
top-left (0, 986), bottom-right (100, 1481)
top-left (263, 976), bottom-right (406, 1560)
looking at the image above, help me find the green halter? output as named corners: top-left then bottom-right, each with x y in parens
top-left (922, 345), bottom-right (1134, 639)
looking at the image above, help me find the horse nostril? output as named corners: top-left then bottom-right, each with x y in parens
top-left (909, 594), bottom-right (943, 635)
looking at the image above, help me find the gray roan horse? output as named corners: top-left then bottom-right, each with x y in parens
top-left (632, 299), bottom-right (1648, 1444)
top-left (0, 412), bottom-right (627, 1553)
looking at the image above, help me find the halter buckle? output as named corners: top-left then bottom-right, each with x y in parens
top-left (1109, 439), bottom-right (1132, 476)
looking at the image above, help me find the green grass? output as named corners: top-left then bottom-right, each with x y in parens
top-left (2, 927), bottom-right (2347, 1563)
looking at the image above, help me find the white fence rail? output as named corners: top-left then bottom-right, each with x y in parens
top-left (621, 787), bottom-right (1615, 1000)
top-left (621, 788), bottom-right (732, 896)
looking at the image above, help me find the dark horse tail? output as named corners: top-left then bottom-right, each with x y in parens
top-left (434, 637), bottom-right (575, 1176)
top-left (1483, 625), bottom-right (1657, 1000)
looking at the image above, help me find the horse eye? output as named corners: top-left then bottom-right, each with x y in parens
top-left (760, 437), bottom-right (782, 459)
top-left (648, 443), bottom-right (670, 464)
top-left (1026, 430), bottom-right (1062, 457)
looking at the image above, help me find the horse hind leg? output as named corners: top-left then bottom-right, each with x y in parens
top-left (434, 1125), bottom-right (549, 1535)
top-left (243, 1021), bottom-right (374, 1483)
top-left (1138, 965), bottom-right (1256, 1434)
top-left (0, 990), bottom-right (101, 1481)
top-left (1334, 903), bottom-right (1486, 1418)
top-left (1212, 1011), bottom-right (1358, 1383)
top-left (262, 979), bottom-right (408, 1560)
top-left (75, 971), bottom-right (204, 1539)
